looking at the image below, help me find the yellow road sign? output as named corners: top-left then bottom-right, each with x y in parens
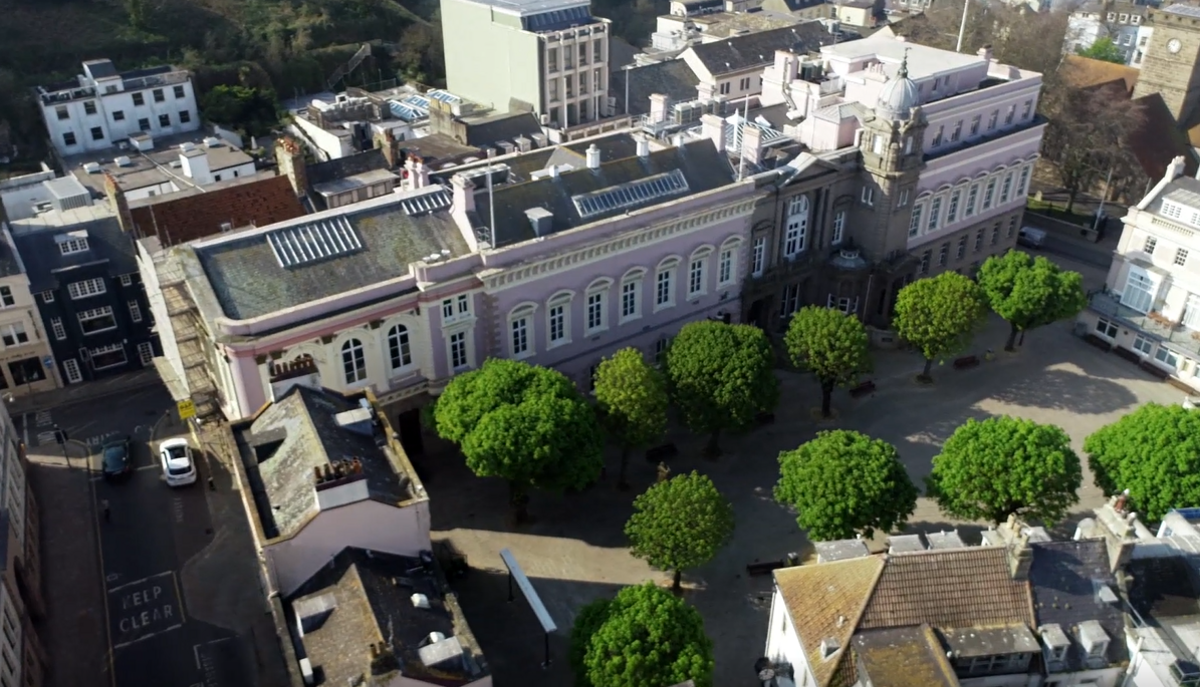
top-left (176, 399), bottom-right (196, 420)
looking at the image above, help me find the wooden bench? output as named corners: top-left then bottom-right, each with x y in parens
top-left (1167, 376), bottom-right (1199, 394)
top-left (746, 560), bottom-right (785, 577)
top-left (952, 355), bottom-right (980, 370)
top-left (1113, 347), bottom-right (1141, 364)
top-left (645, 443), bottom-right (678, 462)
top-left (756, 412), bottom-right (776, 426)
top-left (1140, 360), bottom-right (1171, 379)
top-left (848, 380), bottom-right (877, 398)
top-left (1083, 334), bottom-right (1113, 352)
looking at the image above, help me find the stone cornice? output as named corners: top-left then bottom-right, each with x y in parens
top-left (480, 197), bottom-right (759, 292)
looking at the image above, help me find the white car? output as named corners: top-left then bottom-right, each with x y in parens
top-left (159, 438), bottom-right (197, 487)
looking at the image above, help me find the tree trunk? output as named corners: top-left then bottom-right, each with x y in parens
top-left (919, 357), bottom-right (934, 382)
top-left (705, 429), bottom-right (722, 459)
top-left (508, 480), bottom-right (529, 525)
top-left (672, 569), bottom-right (683, 592)
top-left (1065, 188), bottom-right (1077, 214)
top-left (617, 446), bottom-right (631, 491)
top-left (1005, 321), bottom-right (1020, 352)
top-left (820, 379), bottom-right (835, 418)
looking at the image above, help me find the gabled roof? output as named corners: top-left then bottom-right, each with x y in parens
top-left (859, 547), bottom-right (1035, 630)
top-left (774, 556), bottom-right (885, 687)
top-left (240, 386), bottom-right (413, 539)
top-left (1059, 55), bottom-right (1138, 93)
top-left (476, 138), bottom-right (736, 248)
top-left (685, 22), bottom-right (836, 77)
top-left (1130, 93), bottom-right (1196, 181)
top-left (1029, 540), bottom-right (1128, 670)
top-left (127, 174), bottom-right (304, 246)
top-left (610, 60), bottom-right (700, 116)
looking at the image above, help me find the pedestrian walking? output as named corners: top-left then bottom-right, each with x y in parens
top-left (101, 499), bottom-right (110, 523)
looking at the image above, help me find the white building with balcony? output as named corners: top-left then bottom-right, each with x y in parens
top-left (1081, 156), bottom-right (1200, 390)
top-left (37, 60), bottom-right (200, 157)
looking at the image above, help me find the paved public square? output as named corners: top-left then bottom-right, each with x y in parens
top-left (413, 249), bottom-right (1187, 687)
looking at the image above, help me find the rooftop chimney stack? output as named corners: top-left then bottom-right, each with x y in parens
top-left (701, 114), bottom-right (727, 153)
top-left (978, 44), bottom-right (994, 62)
top-left (451, 174), bottom-right (476, 214)
top-left (636, 136), bottom-right (650, 158)
top-left (586, 144), bottom-right (601, 170)
top-left (742, 124), bottom-right (764, 167)
top-left (649, 93), bottom-right (670, 124)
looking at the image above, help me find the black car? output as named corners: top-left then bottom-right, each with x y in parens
top-left (101, 438), bottom-right (133, 480)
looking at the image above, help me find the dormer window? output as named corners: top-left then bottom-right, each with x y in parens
top-left (56, 234), bottom-right (89, 256)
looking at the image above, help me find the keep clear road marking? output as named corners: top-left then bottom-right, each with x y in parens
top-left (108, 571), bottom-right (186, 649)
top-left (34, 411), bottom-right (52, 427)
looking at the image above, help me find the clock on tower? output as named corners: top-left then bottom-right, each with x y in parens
top-left (1132, 4), bottom-right (1200, 123)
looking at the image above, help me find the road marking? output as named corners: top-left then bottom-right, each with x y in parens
top-left (35, 431), bottom-right (56, 447)
top-left (108, 571), bottom-right (186, 649)
top-left (106, 573), bottom-right (119, 583)
top-left (35, 411), bottom-right (52, 427)
top-left (172, 497), bottom-right (184, 524)
top-left (85, 431), bottom-right (123, 448)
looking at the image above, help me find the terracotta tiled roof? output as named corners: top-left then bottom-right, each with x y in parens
top-left (127, 174), bottom-right (304, 245)
top-left (1059, 55), bottom-right (1138, 93)
top-left (859, 547), bottom-right (1035, 630)
top-left (774, 556), bottom-right (885, 687)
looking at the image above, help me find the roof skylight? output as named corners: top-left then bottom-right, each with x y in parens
top-left (573, 169), bottom-right (690, 219)
top-left (267, 216), bottom-right (363, 268)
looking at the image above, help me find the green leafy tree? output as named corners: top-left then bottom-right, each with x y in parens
top-left (433, 359), bottom-right (603, 522)
top-left (625, 471), bottom-right (735, 591)
top-left (665, 321), bottom-right (779, 456)
top-left (978, 250), bottom-right (1088, 351)
top-left (785, 306), bottom-right (872, 417)
top-left (1076, 37), bottom-right (1127, 64)
top-left (1084, 403), bottom-right (1200, 522)
top-left (200, 85), bottom-right (281, 137)
top-left (594, 348), bottom-right (669, 489)
top-left (893, 272), bottom-right (989, 381)
top-left (570, 583), bottom-right (714, 687)
top-left (775, 430), bottom-right (917, 540)
top-left (928, 417), bottom-right (1082, 525)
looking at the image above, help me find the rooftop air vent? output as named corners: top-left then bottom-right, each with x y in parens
top-left (83, 162), bottom-right (102, 174)
top-left (203, 136), bottom-right (223, 148)
top-left (179, 142), bottom-right (196, 153)
top-left (113, 156), bottom-right (132, 168)
top-left (819, 638), bottom-right (840, 660)
top-left (411, 593), bottom-right (430, 609)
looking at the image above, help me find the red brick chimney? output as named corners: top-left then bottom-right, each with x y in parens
top-left (274, 137), bottom-right (309, 198)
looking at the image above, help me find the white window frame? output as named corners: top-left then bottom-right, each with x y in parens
top-left (1185, 294), bottom-right (1200, 331)
top-left (57, 235), bottom-right (89, 256)
top-left (717, 240), bottom-right (739, 286)
top-left (751, 237), bottom-right (765, 277)
top-left (448, 330), bottom-right (470, 371)
top-left (1017, 164), bottom-right (1032, 197)
top-left (780, 284), bottom-right (800, 318)
top-left (965, 183), bottom-right (979, 217)
top-left (1144, 236), bottom-right (1157, 254)
top-left (1121, 266), bottom-right (1159, 314)
top-left (67, 278), bottom-right (106, 300)
top-left (620, 270), bottom-right (645, 323)
top-left (783, 196), bottom-right (809, 259)
top-left (128, 300), bottom-right (142, 322)
top-left (89, 343), bottom-right (127, 371)
top-left (1133, 333), bottom-right (1154, 356)
top-left (41, 291), bottom-right (54, 304)
top-left (0, 324), bottom-right (27, 349)
top-left (983, 177), bottom-right (997, 210)
top-left (831, 211), bottom-right (846, 246)
top-left (1000, 172), bottom-right (1014, 204)
top-left (1176, 248), bottom-right (1190, 267)
top-left (508, 304), bottom-right (536, 359)
top-left (0, 288), bottom-right (11, 309)
top-left (137, 341), bottom-right (154, 365)
top-left (1155, 344), bottom-right (1179, 368)
top-left (655, 258), bottom-right (679, 311)
top-left (909, 202), bottom-right (924, 237)
top-left (688, 248), bottom-right (711, 299)
top-left (50, 317), bottom-right (66, 340)
top-left (898, 189), bottom-right (910, 207)
top-left (861, 186), bottom-right (874, 206)
top-left (947, 188), bottom-right (961, 224)
top-left (927, 195), bottom-right (943, 232)
top-left (78, 306), bottom-right (116, 335)
top-left (63, 358), bottom-right (83, 384)
top-left (341, 338), bottom-right (367, 385)
top-left (119, 274), bottom-right (133, 286)
top-left (440, 294), bottom-right (472, 325)
top-left (546, 291), bottom-right (573, 348)
top-left (385, 323), bottom-right (413, 372)
top-left (585, 279), bottom-right (611, 334)
top-left (1095, 317), bottom-right (1119, 339)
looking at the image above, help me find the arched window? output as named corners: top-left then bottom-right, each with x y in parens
top-left (387, 325), bottom-right (412, 371)
top-left (620, 269), bottom-right (646, 322)
top-left (342, 338), bottom-right (366, 384)
top-left (655, 257), bottom-right (681, 310)
top-left (546, 291), bottom-right (573, 347)
top-left (508, 304), bottom-right (537, 358)
top-left (688, 247), bottom-right (713, 298)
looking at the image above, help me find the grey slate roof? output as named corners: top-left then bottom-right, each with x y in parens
top-left (611, 60), bottom-right (700, 116)
top-left (242, 386), bottom-right (411, 539)
top-left (476, 138), bottom-right (735, 248)
top-left (307, 149), bottom-right (391, 188)
top-left (194, 188), bottom-right (469, 320)
top-left (11, 216), bottom-right (137, 292)
top-left (1127, 555), bottom-right (1200, 618)
top-left (287, 548), bottom-right (489, 686)
top-left (83, 59), bottom-right (119, 79)
top-left (464, 111), bottom-right (543, 148)
top-left (1030, 540), bottom-right (1128, 671)
top-left (686, 22), bottom-right (837, 76)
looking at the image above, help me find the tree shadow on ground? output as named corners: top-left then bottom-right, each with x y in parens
top-left (987, 366), bottom-right (1141, 415)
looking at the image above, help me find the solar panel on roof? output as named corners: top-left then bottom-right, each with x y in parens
top-left (266, 215), bottom-right (363, 268)
top-left (572, 169), bottom-right (690, 219)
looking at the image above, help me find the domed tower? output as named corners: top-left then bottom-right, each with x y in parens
top-left (855, 49), bottom-right (927, 263)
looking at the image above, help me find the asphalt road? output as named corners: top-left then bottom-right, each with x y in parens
top-left (22, 385), bottom-right (255, 687)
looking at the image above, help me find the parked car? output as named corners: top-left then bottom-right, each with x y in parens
top-left (158, 438), bottom-right (197, 487)
top-left (1018, 226), bottom-right (1047, 248)
top-left (101, 438), bottom-right (133, 481)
